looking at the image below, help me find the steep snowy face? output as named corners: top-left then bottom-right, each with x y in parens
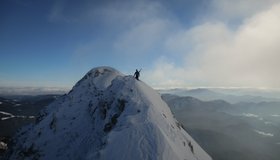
top-left (6, 67), bottom-right (212, 160)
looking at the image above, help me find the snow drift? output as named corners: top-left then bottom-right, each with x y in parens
top-left (5, 67), bottom-right (212, 160)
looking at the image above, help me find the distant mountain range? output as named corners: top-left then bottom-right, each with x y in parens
top-left (159, 88), bottom-right (280, 103)
top-left (162, 94), bottom-right (280, 160)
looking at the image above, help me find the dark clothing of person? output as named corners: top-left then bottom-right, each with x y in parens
top-left (134, 69), bottom-right (140, 80)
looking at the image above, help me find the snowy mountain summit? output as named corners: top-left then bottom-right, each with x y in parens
top-left (6, 67), bottom-right (212, 160)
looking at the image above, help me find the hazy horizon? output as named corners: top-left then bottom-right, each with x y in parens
top-left (1, 86), bottom-right (280, 97)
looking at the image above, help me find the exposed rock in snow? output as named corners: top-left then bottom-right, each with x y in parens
top-left (5, 66), bottom-right (212, 160)
top-left (0, 142), bottom-right (8, 150)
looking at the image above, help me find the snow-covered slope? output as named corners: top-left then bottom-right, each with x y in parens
top-left (6, 67), bottom-right (212, 160)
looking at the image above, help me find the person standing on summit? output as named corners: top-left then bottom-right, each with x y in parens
top-left (134, 69), bottom-right (140, 80)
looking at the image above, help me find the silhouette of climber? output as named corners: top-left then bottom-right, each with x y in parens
top-left (134, 69), bottom-right (140, 80)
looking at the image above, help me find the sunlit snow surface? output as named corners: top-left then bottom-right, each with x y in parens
top-left (7, 67), bottom-right (212, 160)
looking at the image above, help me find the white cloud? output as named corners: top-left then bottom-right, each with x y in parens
top-left (91, 0), bottom-right (168, 27)
top-left (147, 2), bottom-right (280, 88)
top-left (144, 57), bottom-right (188, 89)
top-left (114, 19), bottom-right (173, 54)
top-left (69, 0), bottom-right (175, 57)
top-left (48, 0), bottom-right (72, 23)
top-left (92, 0), bottom-right (176, 55)
top-left (210, 0), bottom-right (280, 20)
top-left (47, 0), bottom-right (280, 88)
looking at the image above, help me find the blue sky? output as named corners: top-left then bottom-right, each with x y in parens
top-left (1, 0), bottom-right (280, 91)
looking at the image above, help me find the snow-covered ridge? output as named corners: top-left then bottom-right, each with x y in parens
top-left (6, 66), bottom-right (212, 160)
